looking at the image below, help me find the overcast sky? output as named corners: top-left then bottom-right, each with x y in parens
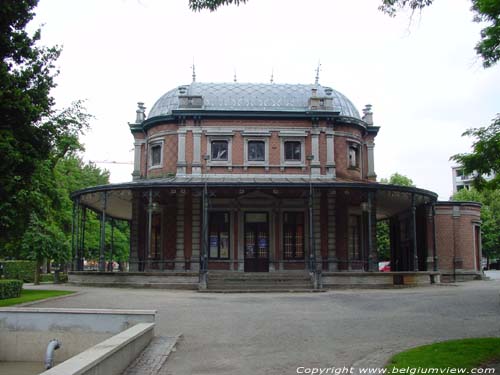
top-left (31, 0), bottom-right (500, 200)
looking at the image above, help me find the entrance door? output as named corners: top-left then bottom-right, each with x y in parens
top-left (244, 212), bottom-right (269, 272)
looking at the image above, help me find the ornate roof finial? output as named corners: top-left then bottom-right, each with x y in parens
top-left (233, 69), bottom-right (237, 83)
top-left (191, 59), bottom-right (196, 82)
top-left (270, 68), bottom-right (274, 84)
top-left (315, 61), bottom-right (321, 85)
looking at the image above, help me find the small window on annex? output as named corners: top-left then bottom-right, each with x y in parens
top-left (284, 141), bottom-right (301, 161)
top-left (283, 212), bottom-right (305, 260)
top-left (211, 140), bottom-right (228, 161)
top-left (248, 140), bottom-right (265, 161)
top-left (150, 144), bottom-right (162, 167)
top-left (209, 212), bottom-right (230, 259)
top-left (348, 143), bottom-right (360, 169)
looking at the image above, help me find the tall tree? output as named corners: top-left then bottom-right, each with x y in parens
top-left (0, 0), bottom-right (60, 228)
top-left (188, 0), bottom-right (500, 68)
top-left (451, 114), bottom-right (500, 191)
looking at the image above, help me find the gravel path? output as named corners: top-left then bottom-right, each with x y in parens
top-left (26, 275), bottom-right (500, 375)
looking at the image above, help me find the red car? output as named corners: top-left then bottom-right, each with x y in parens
top-left (378, 261), bottom-right (391, 272)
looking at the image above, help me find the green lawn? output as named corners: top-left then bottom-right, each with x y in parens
top-left (387, 338), bottom-right (500, 370)
top-left (0, 289), bottom-right (75, 307)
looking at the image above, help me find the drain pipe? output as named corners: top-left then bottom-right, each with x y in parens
top-left (44, 339), bottom-right (61, 369)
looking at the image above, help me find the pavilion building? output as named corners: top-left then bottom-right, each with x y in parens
top-left (70, 81), bottom-right (483, 289)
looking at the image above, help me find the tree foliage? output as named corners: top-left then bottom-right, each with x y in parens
top-left (377, 173), bottom-right (415, 260)
top-left (453, 188), bottom-right (500, 262)
top-left (451, 114), bottom-right (500, 191)
top-left (189, 0), bottom-right (247, 11)
top-left (0, 0), bottom-right (61, 209)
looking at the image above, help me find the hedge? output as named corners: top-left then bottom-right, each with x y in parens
top-left (40, 273), bottom-right (68, 283)
top-left (0, 279), bottom-right (23, 299)
top-left (1, 261), bottom-right (36, 282)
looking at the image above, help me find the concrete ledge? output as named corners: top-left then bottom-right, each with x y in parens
top-left (322, 272), bottom-right (440, 288)
top-left (0, 308), bottom-right (156, 362)
top-left (40, 322), bottom-right (155, 375)
top-left (69, 271), bottom-right (199, 290)
top-left (440, 270), bottom-right (484, 283)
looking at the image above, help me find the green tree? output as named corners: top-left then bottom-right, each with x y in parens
top-left (453, 188), bottom-right (500, 264)
top-left (188, 0), bottom-right (500, 68)
top-left (377, 173), bottom-right (415, 260)
top-left (0, 0), bottom-right (61, 217)
top-left (451, 114), bottom-right (500, 191)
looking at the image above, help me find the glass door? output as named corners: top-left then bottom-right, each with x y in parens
top-left (244, 212), bottom-right (269, 272)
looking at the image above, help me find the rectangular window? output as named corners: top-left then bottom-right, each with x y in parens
top-left (348, 143), bottom-right (359, 169)
top-left (284, 141), bottom-right (301, 161)
top-left (209, 212), bottom-right (230, 259)
top-left (283, 212), bottom-right (305, 260)
top-left (248, 140), bottom-right (265, 161)
top-left (348, 215), bottom-right (361, 260)
top-left (211, 140), bottom-right (228, 161)
top-left (151, 144), bottom-right (162, 166)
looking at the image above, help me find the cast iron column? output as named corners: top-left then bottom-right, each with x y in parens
top-left (72, 198), bottom-right (78, 271)
top-left (80, 208), bottom-right (86, 271)
top-left (410, 194), bottom-right (418, 271)
top-left (367, 191), bottom-right (377, 271)
top-left (146, 189), bottom-right (153, 271)
top-left (432, 203), bottom-right (438, 271)
top-left (200, 184), bottom-right (209, 288)
top-left (99, 192), bottom-right (107, 272)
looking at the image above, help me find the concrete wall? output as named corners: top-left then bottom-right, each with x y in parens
top-left (68, 271), bottom-right (199, 289)
top-left (0, 308), bottom-right (155, 362)
top-left (40, 322), bottom-right (154, 375)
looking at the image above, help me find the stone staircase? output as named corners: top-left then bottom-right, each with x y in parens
top-left (205, 271), bottom-right (320, 292)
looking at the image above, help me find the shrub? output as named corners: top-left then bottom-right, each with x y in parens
top-left (1, 261), bottom-right (36, 282)
top-left (40, 273), bottom-right (68, 283)
top-left (0, 279), bottom-right (23, 299)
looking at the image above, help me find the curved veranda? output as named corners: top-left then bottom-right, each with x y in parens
top-left (69, 177), bottom-right (440, 289)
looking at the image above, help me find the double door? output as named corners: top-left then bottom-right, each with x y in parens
top-left (244, 212), bottom-right (269, 272)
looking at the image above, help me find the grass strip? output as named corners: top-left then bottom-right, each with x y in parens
top-left (0, 289), bottom-right (75, 307)
top-left (387, 338), bottom-right (500, 370)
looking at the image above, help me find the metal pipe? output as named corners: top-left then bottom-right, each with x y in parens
top-left (44, 339), bottom-right (61, 369)
top-left (411, 193), bottom-right (418, 271)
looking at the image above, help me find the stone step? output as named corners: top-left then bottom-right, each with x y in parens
top-left (200, 288), bottom-right (326, 293)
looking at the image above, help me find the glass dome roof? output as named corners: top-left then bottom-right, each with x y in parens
top-left (148, 82), bottom-right (361, 119)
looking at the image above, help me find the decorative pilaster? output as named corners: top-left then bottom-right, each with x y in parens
top-left (326, 130), bottom-right (336, 177)
top-left (192, 129), bottom-right (202, 175)
top-left (367, 141), bottom-right (376, 180)
top-left (132, 140), bottom-right (145, 180)
top-left (311, 128), bottom-right (321, 176)
top-left (177, 130), bottom-right (187, 175)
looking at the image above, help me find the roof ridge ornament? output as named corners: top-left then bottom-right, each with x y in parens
top-left (314, 61), bottom-right (321, 85)
top-left (233, 69), bottom-right (237, 83)
top-left (191, 59), bottom-right (196, 82)
top-left (270, 68), bottom-right (274, 84)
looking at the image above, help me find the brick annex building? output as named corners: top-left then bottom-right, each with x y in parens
top-left (71, 81), bottom-right (483, 289)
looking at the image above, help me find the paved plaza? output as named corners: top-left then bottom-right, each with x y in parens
top-left (26, 272), bottom-right (500, 375)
